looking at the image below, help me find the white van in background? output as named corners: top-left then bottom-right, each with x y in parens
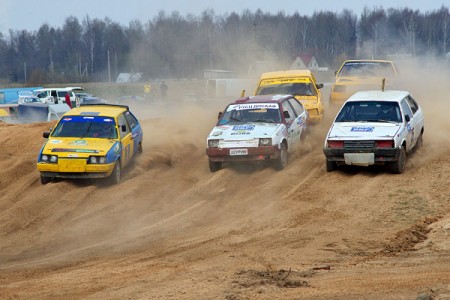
top-left (34, 88), bottom-right (78, 107)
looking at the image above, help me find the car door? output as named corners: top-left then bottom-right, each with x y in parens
top-left (117, 114), bottom-right (134, 167)
top-left (281, 99), bottom-right (301, 147)
top-left (400, 98), bottom-right (416, 152)
top-left (288, 98), bottom-right (307, 137)
top-left (124, 110), bottom-right (142, 156)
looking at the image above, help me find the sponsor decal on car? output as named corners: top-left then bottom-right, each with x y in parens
top-left (351, 127), bottom-right (374, 132)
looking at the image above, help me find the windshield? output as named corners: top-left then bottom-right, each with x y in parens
top-left (51, 116), bottom-right (118, 138)
top-left (335, 101), bottom-right (402, 123)
top-left (256, 82), bottom-right (316, 96)
top-left (218, 103), bottom-right (281, 125)
top-left (338, 61), bottom-right (396, 77)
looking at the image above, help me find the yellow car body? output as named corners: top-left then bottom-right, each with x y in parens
top-left (255, 70), bottom-right (324, 122)
top-left (37, 104), bottom-right (143, 185)
top-left (329, 59), bottom-right (399, 106)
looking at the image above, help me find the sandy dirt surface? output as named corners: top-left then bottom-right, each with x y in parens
top-left (0, 68), bottom-right (449, 299)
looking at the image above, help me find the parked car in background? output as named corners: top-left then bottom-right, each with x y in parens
top-left (206, 94), bottom-right (308, 172)
top-left (255, 70), bottom-right (324, 122)
top-left (329, 59), bottom-right (399, 106)
top-left (323, 90), bottom-right (424, 174)
top-left (37, 104), bottom-right (143, 185)
top-left (34, 88), bottom-right (78, 108)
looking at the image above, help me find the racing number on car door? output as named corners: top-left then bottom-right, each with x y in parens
top-left (282, 100), bottom-right (301, 146)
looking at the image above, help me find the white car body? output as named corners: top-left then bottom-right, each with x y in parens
top-left (323, 90), bottom-right (424, 173)
top-left (34, 88), bottom-right (78, 107)
top-left (206, 95), bottom-right (308, 172)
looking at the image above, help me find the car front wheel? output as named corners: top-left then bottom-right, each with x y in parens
top-left (273, 143), bottom-right (288, 170)
top-left (107, 161), bottom-right (121, 184)
top-left (390, 146), bottom-right (406, 174)
top-left (209, 160), bottom-right (222, 172)
top-left (40, 174), bottom-right (52, 185)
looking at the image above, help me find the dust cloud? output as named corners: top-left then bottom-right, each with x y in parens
top-left (0, 58), bottom-right (449, 299)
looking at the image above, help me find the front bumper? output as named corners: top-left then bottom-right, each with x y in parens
top-left (323, 147), bottom-right (401, 165)
top-left (206, 145), bottom-right (280, 162)
top-left (37, 159), bottom-right (115, 178)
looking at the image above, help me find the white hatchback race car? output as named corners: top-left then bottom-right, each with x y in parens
top-left (206, 94), bottom-right (308, 172)
top-left (323, 90), bottom-right (424, 174)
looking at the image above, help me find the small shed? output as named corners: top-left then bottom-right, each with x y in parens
top-left (116, 72), bottom-right (143, 83)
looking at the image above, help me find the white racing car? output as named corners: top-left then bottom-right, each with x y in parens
top-left (206, 94), bottom-right (308, 172)
top-left (323, 90), bottom-right (424, 174)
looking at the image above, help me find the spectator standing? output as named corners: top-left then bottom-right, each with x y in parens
top-left (160, 81), bottom-right (168, 101)
top-left (144, 82), bottom-right (151, 99)
top-left (65, 92), bottom-right (72, 108)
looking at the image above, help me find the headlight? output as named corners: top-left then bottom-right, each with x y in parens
top-left (88, 156), bottom-right (107, 164)
top-left (259, 138), bottom-right (272, 146)
top-left (208, 139), bottom-right (220, 148)
top-left (41, 154), bottom-right (58, 163)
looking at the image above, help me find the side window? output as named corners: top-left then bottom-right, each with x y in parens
top-left (118, 114), bottom-right (131, 139)
top-left (281, 100), bottom-right (297, 123)
top-left (124, 111), bottom-right (138, 130)
top-left (288, 98), bottom-right (304, 116)
top-left (400, 99), bottom-right (413, 121)
top-left (406, 96), bottom-right (419, 114)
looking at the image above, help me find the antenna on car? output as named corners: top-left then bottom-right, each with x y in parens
top-left (382, 78), bottom-right (386, 92)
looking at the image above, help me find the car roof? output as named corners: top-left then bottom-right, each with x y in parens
top-left (64, 104), bottom-right (129, 118)
top-left (35, 88), bottom-right (70, 92)
top-left (232, 94), bottom-right (292, 104)
top-left (342, 59), bottom-right (395, 64)
top-left (346, 90), bottom-right (409, 102)
top-left (259, 69), bottom-right (314, 79)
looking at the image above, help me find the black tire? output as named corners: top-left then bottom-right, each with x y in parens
top-left (40, 174), bottom-right (52, 185)
top-left (138, 142), bottom-right (143, 154)
top-left (107, 161), bottom-right (121, 184)
top-left (326, 159), bottom-right (335, 172)
top-left (390, 146), bottom-right (406, 174)
top-left (415, 133), bottom-right (423, 150)
top-left (209, 160), bottom-right (222, 172)
top-left (274, 143), bottom-right (288, 170)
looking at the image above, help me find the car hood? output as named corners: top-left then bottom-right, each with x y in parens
top-left (43, 137), bottom-right (118, 157)
top-left (327, 122), bottom-right (401, 139)
top-left (334, 76), bottom-right (394, 86)
top-left (208, 123), bottom-right (283, 140)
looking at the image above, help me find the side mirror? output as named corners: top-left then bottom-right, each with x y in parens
top-left (316, 83), bottom-right (324, 89)
top-left (404, 115), bottom-right (410, 123)
top-left (43, 132), bottom-right (50, 138)
top-left (217, 112), bottom-right (223, 120)
top-left (334, 70), bottom-right (338, 76)
top-left (121, 124), bottom-right (127, 132)
top-left (283, 111), bottom-right (291, 119)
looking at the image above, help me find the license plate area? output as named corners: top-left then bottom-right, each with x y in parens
top-left (59, 159), bottom-right (87, 172)
top-left (344, 153), bottom-right (374, 166)
top-left (230, 148), bottom-right (248, 156)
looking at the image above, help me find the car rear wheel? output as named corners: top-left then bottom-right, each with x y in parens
top-left (390, 146), bottom-right (406, 174)
top-left (326, 159), bottom-right (336, 172)
top-left (273, 143), bottom-right (288, 170)
top-left (40, 174), bottom-right (52, 185)
top-left (209, 160), bottom-right (222, 172)
top-left (416, 132), bottom-right (423, 150)
top-left (107, 161), bottom-right (121, 184)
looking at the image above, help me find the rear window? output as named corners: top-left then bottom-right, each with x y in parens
top-left (338, 61), bottom-right (396, 78)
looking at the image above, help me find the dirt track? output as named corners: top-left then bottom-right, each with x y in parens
top-left (0, 71), bottom-right (450, 299)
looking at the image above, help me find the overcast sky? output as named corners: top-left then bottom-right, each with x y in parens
top-left (0, 0), bottom-right (448, 34)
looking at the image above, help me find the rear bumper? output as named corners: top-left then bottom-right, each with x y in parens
top-left (206, 145), bottom-right (280, 162)
top-left (323, 147), bottom-right (401, 164)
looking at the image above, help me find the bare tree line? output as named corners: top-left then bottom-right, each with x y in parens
top-left (0, 6), bottom-right (449, 84)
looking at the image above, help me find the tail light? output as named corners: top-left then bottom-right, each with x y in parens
top-left (327, 140), bottom-right (344, 148)
top-left (375, 140), bottom-right (394, 148)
